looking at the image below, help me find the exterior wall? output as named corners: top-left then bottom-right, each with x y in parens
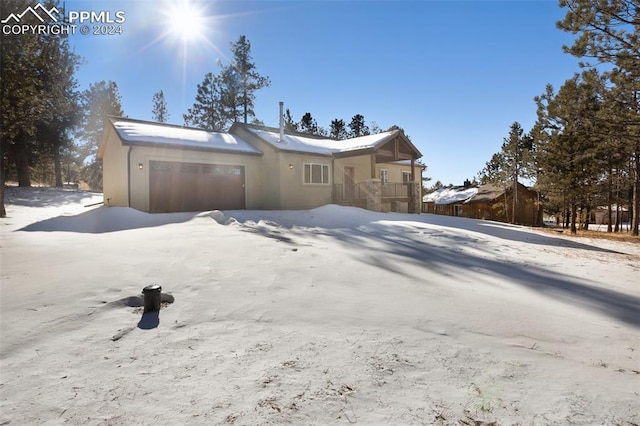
top-left (376, 163), bottom-right (421, 183)
top-left (128, 146), bottom-right (263, 212)
top-left (232, 126), bottom-right (281, 209)
top-left (101, 126), bottom-right (130, 207)
top-left (427, 192), bottom-right (540, 226)
top-left (591, 209), bottom-right (630, 224)
top-left (334, 155), bottom-right (375, 186)
top-left (234, 126), bottom-right (334, 210)
top-left (277, 152), bottom-right (333, 209)
top-left (423, 184), bottom-right (540, 226)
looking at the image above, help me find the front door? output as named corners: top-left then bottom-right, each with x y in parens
top-left (344, 166), bottom-right (355, 199)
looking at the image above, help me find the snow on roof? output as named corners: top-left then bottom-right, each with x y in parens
top-left (112, 119), bottom-right (262, 155)
top-left (422, 186), bottom-right (478, 204)
top-left (245, 127), bottom-right (395, 155)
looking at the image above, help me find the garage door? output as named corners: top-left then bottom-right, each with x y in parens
top-left (149, 161), bottom-right (245, 212)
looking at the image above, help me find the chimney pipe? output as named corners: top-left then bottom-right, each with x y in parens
top-left (279, 101), bottom-right (284, 142)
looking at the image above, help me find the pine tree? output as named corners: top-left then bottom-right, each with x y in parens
top-left (37, 24), bottom-right (81, 188)
top-left (299, 112), bottom-right (319, 135)
top-left (557, 0), bottom-right (639, 234)
top-left (225, 35), bottom-right (270, 124)
top-left (535, 75), bottom-right (601, 234)
top-left (284, 109), bottom-right (298, 132)
top-left (1, 0), bottom-right (82, 215)
top-left (151, 90), bottom-right (170, 123)
top-left (386, 125), bottom-right (413, 141)
top-left (216, 63), bottom-right (240, 127)
top-left (330, 119), bottom-right (348, 139)
top-left (477, 122), bottom-right (534, 224)
top-left (504, 122), bottom-right (533, 223)
top-left (478, 152), bottom-right (508, 185)
top-left (349, 114), bottom-right (370, 137)
top-left (78, 81), bottom-right (124, 190)
top-left (183, 73), bottom-right (224, 131)
top-left (1, 0), bottom-right (54, 189)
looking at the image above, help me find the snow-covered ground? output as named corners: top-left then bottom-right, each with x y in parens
top-left (1, 187), bottom-right (639, 425)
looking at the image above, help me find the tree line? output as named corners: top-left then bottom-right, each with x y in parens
top-left (475, 0), bottom-right (639, 235)
top-left (280, 110), bottom-right (408, 141)
top-left (1, 0), bottom-right (125, 217)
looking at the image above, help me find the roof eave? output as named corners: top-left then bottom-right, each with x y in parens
top-left (332, 147), bottom-right (376, 158)
top-left (121, 139), bottom-right (263, 156)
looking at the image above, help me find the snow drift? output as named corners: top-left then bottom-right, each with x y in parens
top-left (1, 187), bottom-right (638, 425)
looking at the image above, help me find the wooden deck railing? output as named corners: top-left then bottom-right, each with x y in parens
top-left (334, 182), bottom-right (410, 200)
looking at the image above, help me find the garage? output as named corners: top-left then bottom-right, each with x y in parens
top-left (149, 161), bottom-right (245, 212)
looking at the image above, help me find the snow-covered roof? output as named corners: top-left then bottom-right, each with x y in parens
top-left (244, 126), bottom-right (397, 156)
top-left (111, 118), bottom-right (262, 155)
top-left (422, 186), bottom-right (478, 204)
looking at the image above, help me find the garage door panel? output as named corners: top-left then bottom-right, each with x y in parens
top-left (149, 161), bottom-right (245, 212)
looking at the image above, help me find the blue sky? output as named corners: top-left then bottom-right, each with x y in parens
top-left (65, 0), bottom-right (581, 185)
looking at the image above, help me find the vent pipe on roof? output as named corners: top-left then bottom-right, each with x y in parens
top-left (279, 101), bottom-right (284, 142)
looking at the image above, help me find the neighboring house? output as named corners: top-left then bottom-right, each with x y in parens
top-left (590, 205), bottom-right (629, 225)
top-left (423, 182), bottom-right (542, 226)
top-left (98, 116), bottom-right (423, 213)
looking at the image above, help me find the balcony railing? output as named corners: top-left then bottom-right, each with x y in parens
top-left (334, 182), bottom-right (411, 200)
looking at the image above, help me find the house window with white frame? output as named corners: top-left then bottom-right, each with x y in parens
top-left (402, 171), bottom-right (412, 183)
top-left (380, 169), bottom-right (388, 184)
top-left (304, 163), bottom-right (330, 185)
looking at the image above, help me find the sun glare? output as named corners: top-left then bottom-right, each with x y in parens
top-left (166, 1), bottom-right (207, 43)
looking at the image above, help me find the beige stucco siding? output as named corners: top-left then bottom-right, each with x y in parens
top-left (126, 147), bottom-right (262, 212)
top-left (376, 163), bottom-right (422, 183)
top-left (334, 155), bottom-right (375, 186)
top-left (101, 126), bottom-right (130, 207)
top-left (277, 153), bottom-right (333, 209)
top-left (232, 126), bottom-right (282, 209)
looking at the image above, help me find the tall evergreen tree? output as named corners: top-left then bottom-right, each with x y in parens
top-left (284, 109), bottom-right (298, 132)
top-left (478, 152), bottom-right (508, 185)
top-left (216, 63), bottom-right (241, 127)
top-left (1, 0), bottom-right (82, 215)
top-left (299, 112), bottom-right (319, 135)
top-left (386, 125), bottom-right (413, 141)
top-left (349, 114), bottom-right (370, 137)
top-left (503, 122), bottom-right (534, 223)
top-left (477, 122), bottom-right (534, 224)
top-left (534, 75), bottom-right (601, 234)
top-left (330, 119), bottom-right (348, 139)
top-left (183, 73), bottom-right (224, 131)
top-left (37, 25), bottom-right (81, 188)
top-left (557, 0), bottom-right (639, 234)
top-left (78, 81), bottom-right (124, 190)
top-left (151, 90), bottom-right (170, 123)
top-left (224, 35), bottom-right (270, 124)
top-left (0, 0), bottom-right (38, 215)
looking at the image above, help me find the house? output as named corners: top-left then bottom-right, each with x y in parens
top-left (97, 115), bottom-right (423, 213)
top-left (422, 182), bottom-right (542, 226)
top-left (590, 205), bottom-right (630, 226)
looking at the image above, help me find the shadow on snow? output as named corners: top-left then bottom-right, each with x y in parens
top-left (17, 207), bottom-right (203, 233)
top-left (225, 208), bottom-right (639, 328)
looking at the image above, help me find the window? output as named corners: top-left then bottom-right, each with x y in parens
top-left (304, 163), bottom-right (330, 185)
top-left (454, 205), bottom-right (463, 216)
top-left (380, 169), bottom-right (388, 184)
top-left (402, 171), bottom-right (412, 183)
